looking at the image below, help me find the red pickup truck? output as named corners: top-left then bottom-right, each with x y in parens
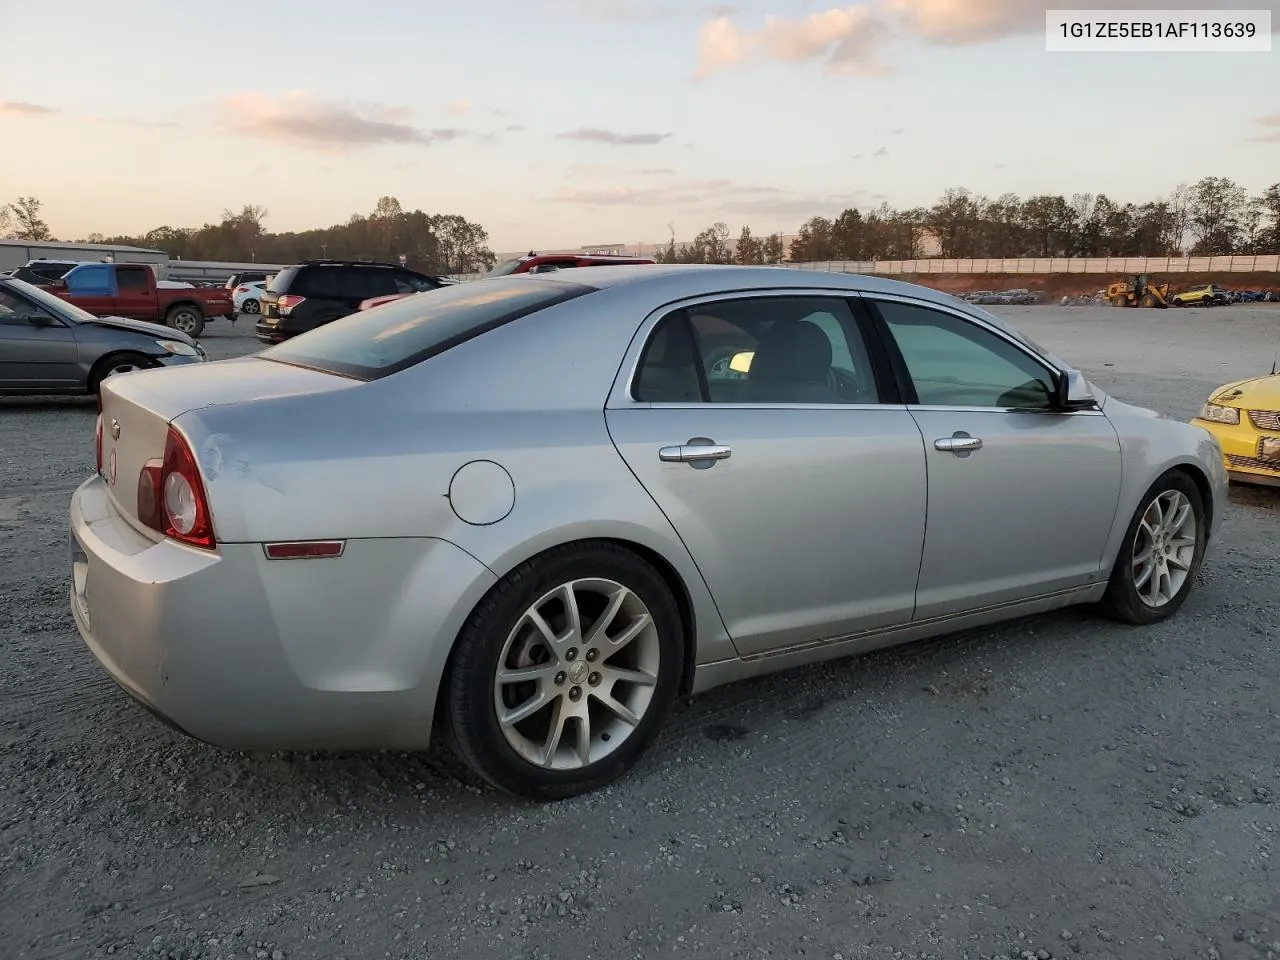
top-left (46, 262), bottom-right (233, 338)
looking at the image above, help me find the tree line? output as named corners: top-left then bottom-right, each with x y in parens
top-left (654, 176), bottom-right (1280, 264)
top-left (4, 175), bottom-right (1279, 270)
top-left (0, 196), bottom-right (498, 275)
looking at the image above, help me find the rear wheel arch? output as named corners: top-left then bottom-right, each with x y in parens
top-left (437, 536), bottom-right (697, 710)
top-left (434, 536), bottom-right (695, 797)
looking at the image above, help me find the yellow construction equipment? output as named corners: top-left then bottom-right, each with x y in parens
top-left (1106, 274), bottom-right (1169, 308)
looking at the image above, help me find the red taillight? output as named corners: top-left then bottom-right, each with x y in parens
top-left (94, 413), bottom-right (104, 472)
top-left (277, 294), bottom-right (306, 315)
top-left (235, 285), bottom-right (250, 294)
top-left (136, 427), bottom-right (215, 549)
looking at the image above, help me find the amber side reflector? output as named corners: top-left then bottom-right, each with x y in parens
top-left (263, 540), bottom-right (346, 560)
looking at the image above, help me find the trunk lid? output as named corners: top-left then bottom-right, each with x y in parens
top-left (97, 357), bottom-right (357, 528)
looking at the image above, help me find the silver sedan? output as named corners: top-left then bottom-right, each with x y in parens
top-left (70, 265), bottom-right (1227, 799)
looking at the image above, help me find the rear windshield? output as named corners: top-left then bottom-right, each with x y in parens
top-left (260, 277), bottom-right (596, 380)
top-left (266, 266), bottom-right (302, 293)
top-left (485, 258), bottom-right (525, 277)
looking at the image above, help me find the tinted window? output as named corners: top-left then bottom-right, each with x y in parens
top-left (0, 287), bottom-right (34, 323)
top-left (261, 278), bottom-right (596, 380)
top-left (116, 266), bottom-right (150, 289)
top-left (359, 267), bottom-right (399, 299)
top-left (394, 272), bottom-right (439, 294)
top-left (267, 266), bottom-right (302, 294)
top-left (632, 317), bottom-right (702, 403)
top-left (875, 300), bottom-right (1056, 409)
top-left (1, 278), bottom-right (96, 322)
top-left (634, 296), bottom-right (879, 404)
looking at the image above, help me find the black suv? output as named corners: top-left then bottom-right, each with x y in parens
top-left (256, 260), bottom-right (446, 344)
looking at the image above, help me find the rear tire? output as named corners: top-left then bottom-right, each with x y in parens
top-left (165, 304), bottom-right (204, 338)
top-left (89, 351), bottom-right (158, 396)
top-left (1097, 470), bottom-right (1207, 625)
top-left (241, 298), bottom-right (260, 315)
top-left (443, 541), bottom-right (684, 800)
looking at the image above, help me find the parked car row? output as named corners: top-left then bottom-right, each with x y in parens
top-left (0, 275), bottom-right (206, 396)
top-left (962, 289), bottom-right (1042, 305)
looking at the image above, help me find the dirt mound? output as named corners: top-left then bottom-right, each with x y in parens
top-left (897, 271), bottom-right (1280, 300)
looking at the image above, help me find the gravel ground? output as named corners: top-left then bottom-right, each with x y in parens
top-left (2, 304), bottom-right (1279, 960)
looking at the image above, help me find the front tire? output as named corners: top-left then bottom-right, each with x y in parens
top-left (89, 351), bottom-right (158, 396)
top-left (165, 304), bottom-right (205, 338)
top-left (443, 542), bottom-right (684, 800)
top-left (1098, 470), bottom-right (1207, 625)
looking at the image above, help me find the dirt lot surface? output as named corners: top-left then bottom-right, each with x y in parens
top-left (903, 271), bottom-right (1280, 300)
top-left (2, 304), bottom-right (1279, 960)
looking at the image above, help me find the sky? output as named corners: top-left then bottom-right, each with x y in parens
top-left (2, 0), bottom-right (1278, 253)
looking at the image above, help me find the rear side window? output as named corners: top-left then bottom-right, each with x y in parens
top-left (261, 277), bottom-right (597, 380)
top-left (267, 266), bottom-right (302, 294)
top-left (117, 266), bottom-right (149, 289)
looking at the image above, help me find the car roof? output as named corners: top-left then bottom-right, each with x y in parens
top-left (526, 262), bottom-right (960, 305)
top-left (521, 263), bottom-right (1039, 346)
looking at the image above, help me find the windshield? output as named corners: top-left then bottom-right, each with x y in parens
top-left (3, 277), bottom-right (98, 323)
top-left (261, 277), bottom-right (595, 380)
top-left (485, 258), bottom-right (525, 277)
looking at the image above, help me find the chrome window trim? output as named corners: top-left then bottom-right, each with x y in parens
top-left (608, 286), bottom-right (1101, 416)
top-left (608, 286), bottom-right (899, 411)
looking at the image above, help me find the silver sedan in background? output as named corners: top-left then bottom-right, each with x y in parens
top-left (70, 265), bottom-right (1226, 799)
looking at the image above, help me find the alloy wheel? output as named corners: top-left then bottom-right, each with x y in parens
top-left (1132, 490), bottom-right (1197, 607)
top-left (493, 578), bottom-right (661, 771)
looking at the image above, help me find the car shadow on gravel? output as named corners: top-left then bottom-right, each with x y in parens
top-left (1229, 482), bottom-right (1280, 510)
top-left (126, 600), bottom-right (1141, 816)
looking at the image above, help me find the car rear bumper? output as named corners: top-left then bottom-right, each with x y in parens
top-left (254, 319), bottom-right (288, 343)
top-left (69, 474), bottom-right (497, 751)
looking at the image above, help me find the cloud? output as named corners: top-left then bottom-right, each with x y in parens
top-left (693, 1), bottom-right (1280, 77)
top-left (1255, 114), bottom-right (1280, 141)
top-left (0, 100), bottom-right (57, 116)
top-left (445, 98), bottom-right (472, 115)
top-left (556, 127), bottom-right (673, 146)
top-left (554, 0), bottom-right (681, 19)
top-left (873, 145), bottom-right (888, 156)
top-left (220, 91), bottom-right (467, 150)
top-left (695, 6), bottom-right (891, 78)
top-left (550, 174), bottom-right (881, 224)
top-left (84, 114), bottom-right (179, 129)
top-left (567, 164), bottom-right (678, 176)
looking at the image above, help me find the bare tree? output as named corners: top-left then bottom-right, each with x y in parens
top-left (9, 196), bottom-right (53, 241)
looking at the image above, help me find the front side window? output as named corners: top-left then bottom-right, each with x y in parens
top-left (394, 272), bottom-right (440, 294)
top-left (874, 299), bottom-right (1056, 409)
top-left (0, 287), bottom-right (31, 323)
top-left (632, 296), bottom-right (880, 405)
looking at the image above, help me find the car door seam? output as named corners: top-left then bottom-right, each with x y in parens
top-left (600, 406), bottom-right (734, 652)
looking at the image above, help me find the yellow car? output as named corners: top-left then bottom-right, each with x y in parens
top-left (1171, 284), bottom-right (1228, 307)
top-left (1191, 374), bottom-right (1280, 487)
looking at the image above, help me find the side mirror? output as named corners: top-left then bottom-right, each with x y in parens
top-left (26, 313), bottom-right (53, 327)
top-left (1057, 368), bottom-right (1097, 410)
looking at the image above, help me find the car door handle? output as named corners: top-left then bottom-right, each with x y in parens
top-left (934, 436), bottom-right (983, 452)
top-left (659, 442), bottom-right (732, 463)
